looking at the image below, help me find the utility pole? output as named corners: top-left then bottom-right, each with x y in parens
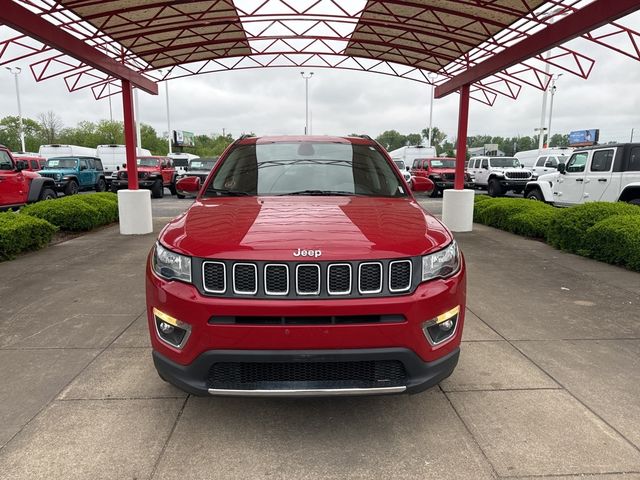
top-left (6, 67), bottom-right (25, 152)
top-left (107, 83), bottom-right (113, 123)
top-left (300, 71), bottom-right (313, 135)
top-left (427, 72), bottom-right (437, 147)
top-left (546, 74), bottom-right (562, 148)
top-left (165, 80), bottom-right (172, 153)
top-left (631, 128), bottom-right (635, 142)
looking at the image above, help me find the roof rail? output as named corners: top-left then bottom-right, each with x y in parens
top-left (355, 134), bottom-right (374, 141)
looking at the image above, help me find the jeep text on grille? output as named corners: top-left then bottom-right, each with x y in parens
top-left (147, 135), bottom-right (465, 397)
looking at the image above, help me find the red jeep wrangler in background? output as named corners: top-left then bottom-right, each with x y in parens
top-left (411, 157), bottom-right (474, 197)
top-left (13, 154), bottom-right (46, 171)
top-left (147, 135), bottom-right (465, 397)
top-left (111, 156), bottom-right (177, 198)
top-left (0, 145), bottom-right (57, 210)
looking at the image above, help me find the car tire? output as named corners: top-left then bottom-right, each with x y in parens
top-left (429, 185), bottom-right (440, 198)
top-left (151, 179), bottom-right (164, 199)
top-left (177, 193), bottom-right (185, 199)
top-left (95, 178), bottom-right (106, 192)
top-left (64, 180), bottom-right (79, 196)
top-left (628, 198), bottom-right (640, 206)
top-left (110, 184), bottom-right (118, 193)
top-left (488, 179), bottom-right (503, 197)
top-left (526, 189), bottom-right (545, 201)
top-left (39, 187), bottom-right (56, 201)
top-left (169, 181), bottom-right (177, 196)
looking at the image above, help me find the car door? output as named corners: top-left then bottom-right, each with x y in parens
top-left (476, 158), bottom-right (489, 186)
top-left (77, 158), bottom-right (91, 187)
top-left (162, 159), bottom-right (173, 185)
top-left (0, 151), bottom-right (24, 205)
top-left (583, 148), bottom-right (615, 202)
top-left (556, 151), bottom-right (588, 204)
top-left (532, 156), bottom-right (547, 176)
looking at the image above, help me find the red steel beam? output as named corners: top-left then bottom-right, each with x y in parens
top-left (121, 79), bottom-right (139, 190)
top-left (435, 0), bottom-right (640, 99)
top-left (454, 84), bottom-right (470, 190)
top-left (0, 1), bottom-right (157, 95)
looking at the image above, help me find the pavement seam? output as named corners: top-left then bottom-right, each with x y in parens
top-left (501, 472), bottom-right (640, 479)
top-left (439, 385), bottom-right (500, 480)
top-left (149, 395), bottom-right (190, 479)
top-left (467, 305), bottom-right (640, 456)
top-left (442, 387), bottom-right (563, 393)
top-left (0, 309), bottom-right (146, 453)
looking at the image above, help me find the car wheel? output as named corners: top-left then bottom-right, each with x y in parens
top-left (39, 187), bottom-right (56, 201)
top-left (110, 184), bottom-right (118, 193)
top-left (177, 193), bottom-right (185, 199)
top-left (429, 185), bottom-right (440, 198)
top-left (95, 178), bottom-right (106, 192)
top-left (628, 198), bottom-right (640, 206)
top-left (64, 180), bottom-right (79, 196)
top-left (151, 179), bottom-right (164, 199)
top-left (525, 189), bottom-right (544, 201)
top-left (488, 179), bottom-right (503, 197)
top-left (169, 181), bottom-right (177, 196)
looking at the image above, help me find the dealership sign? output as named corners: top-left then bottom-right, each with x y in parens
top-left (173, 130), bottom-right (196, 147)
top-left (569, 129), bottom-right (599, 146)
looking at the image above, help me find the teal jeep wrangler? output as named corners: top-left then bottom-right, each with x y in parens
top-left (39, 156), bottom-right (108, 195)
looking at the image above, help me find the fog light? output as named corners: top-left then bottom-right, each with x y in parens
top-left (422, 306), bottom-right (460, 346)
top-left (153, 308), bottom-right (191, 349)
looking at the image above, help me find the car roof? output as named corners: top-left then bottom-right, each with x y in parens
top-left (236, 135), bottom-right (377, 146)
top-left (572, 142), bottom-right (640, 152)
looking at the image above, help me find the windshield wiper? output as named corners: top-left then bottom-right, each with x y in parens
top-left (279, 190), bottom-right (356, 196)
top-left (207, 188), bottom-right (250, 197)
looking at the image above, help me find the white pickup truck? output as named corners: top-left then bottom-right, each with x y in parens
top-left (524, 143), bottom-right (640, 206)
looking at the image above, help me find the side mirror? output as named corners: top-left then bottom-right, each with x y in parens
top-left (116, 166), bottom-right (120, 171)
top-left (405, 166), bottom-right (410, 171)
top-left (411, 175), bottom-right (435, 193)
top-left (557, 163), bottom-right (566, 174)
top-left (15, 160), bottom-right (27, 171)
top-left (176, 176), bottom-right (200, 194)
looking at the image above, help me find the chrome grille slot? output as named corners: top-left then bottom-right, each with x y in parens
top-left (327, 264), bottom-right (351, 295)
top-left (505, 171), bottom-right (530, 179)
top-left (389, 260), bottom-right (412, 292)
top-left (202, 261), bottom-right (226, 293)
top-left (264, 264), bottom-right (289, 296)
top-left (296, 264), bottom-right (320, 295)
top-left (359, 262), bottom-right (383, 294)
top-left (233, 263), bottom-right (257, 294)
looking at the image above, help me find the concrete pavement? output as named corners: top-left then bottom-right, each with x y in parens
top-left (0, 195), bottom-right (638, 479)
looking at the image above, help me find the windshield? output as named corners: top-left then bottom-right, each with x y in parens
top-left (429, 159), bottom-right (456, 168)
top-left (137, 157), bottom-right (159, 167)
top-left (205, 142), bottom-right (407, 197)
top-left (44, 158), bottom-right (77, 169)
top-left (189, 160), bottom-right (216, 171)
top-left (393, 160), bottom-right (406, 170)
top-left (490, 157), bottom-right (520, 168)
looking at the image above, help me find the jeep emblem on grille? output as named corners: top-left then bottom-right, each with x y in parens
top-left (293, 248), bottom-right (322, 258)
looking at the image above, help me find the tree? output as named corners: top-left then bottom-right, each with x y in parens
top-left (421, 126), bottom-right (447, 152)
top-left (549, 133), bottom-right (569, 147)
top-left (38, 111), bottom-right (63, 144)
top-left (375, 130), bottom-right (407, 151)
top-left (405, 133), bottom-right (422, 146)
top-left (140, 123), bottom-right (168, 155)
top-left (0, 116), bottom-right (44, 152)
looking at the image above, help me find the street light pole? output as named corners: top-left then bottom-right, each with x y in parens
top-left (300, 71), bottom-right (313, 135)
top-left (427, 72), bottom-right (437, 148)
top-left (6, 67), bottom-right (25, 152)
top-left (546, 74), bottom-right (562, 148)
top-left (165, 80), bottom-right (172, 154)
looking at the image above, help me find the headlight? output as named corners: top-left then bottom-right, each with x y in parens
top-left (153, 243), bottom-right (192, 283)
top-left (422, 241), bottom-right (460, 281)
top-left (141, 172), bottom-right (150, 179)
top-left (431, 174), bottom-right (441, 180)
top-left (55, 173), bottom-right (62, 180)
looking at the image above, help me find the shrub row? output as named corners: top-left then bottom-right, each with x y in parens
top-left (473, 196), bottom-right (640, 271)
top-left (21, 193), bottom-right (119, 232)
top-left (0, 211), bottom-right (58, 261)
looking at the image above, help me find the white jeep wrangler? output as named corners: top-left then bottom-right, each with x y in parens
top-left (467, 156), bottom-right (533, 197)
top-left (524, 143), bottom-right (640, 206)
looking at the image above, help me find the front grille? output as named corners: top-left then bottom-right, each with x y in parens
top-left (443, 172), bottom-right (455, 180)
top-left (233, 263), bottom-right (257, 294)
top-left (39, 172), bottom-right (58, 179)
top-left (207, 360), bottom-right (407, 390)
top-left (389, 260), bottom-right (412, 292)
top-left (359, 262), bottom-right (383, 293)
top-left (197, 258), bottom-right (417, 298)
top-left (505, 171), bottom-right (531, 179)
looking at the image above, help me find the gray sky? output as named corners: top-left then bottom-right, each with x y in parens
top-left (1, 12), bottom-right (640, 147)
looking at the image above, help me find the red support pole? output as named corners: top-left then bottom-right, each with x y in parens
top-left (121, 79), bottom-right (139, 190)
top-left (454, 84), bottom-right (470, 190)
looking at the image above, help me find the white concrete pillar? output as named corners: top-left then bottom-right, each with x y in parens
top-left (118, 190), bottom-right (153, 235)
top-left (442, 189), bottom-right (475, 232)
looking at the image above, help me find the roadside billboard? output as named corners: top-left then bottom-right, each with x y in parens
top-left (173, 130), bottom-right (195, 147)
top-left (569, 129), bottom-right (599, 146)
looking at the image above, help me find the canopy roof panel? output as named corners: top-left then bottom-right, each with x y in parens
top-left (1, 0), bottom-right (640, 105)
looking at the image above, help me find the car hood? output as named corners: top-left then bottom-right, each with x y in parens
top-left (160, 196), bottom-right (452, 261)
top-left (537, 171), bottom-right (560, 182)
top-left (430, 167), bottom-right (456, 174)
top-left (41, 168), bottom-right (75, 175)
top-left (492, 167), bottom-right (531, 174)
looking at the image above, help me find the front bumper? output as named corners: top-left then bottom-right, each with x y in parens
top-left (111, 179), bottom-right (155, 190)
top-left (433, 181), bottom-right (475, 190)
top-left (146, 256), bottom-right (466, 396)
top-left (498, 179), bottom-right (530, 188)
top-left (153, 346), bottom-right (459, 396)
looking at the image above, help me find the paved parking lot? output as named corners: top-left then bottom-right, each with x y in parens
top-left (0, 195), bottom-right (639, 479)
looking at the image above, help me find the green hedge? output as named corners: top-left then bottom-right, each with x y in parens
top-left (546, 202), bottom-right (640, 254)
top-left (473, 197), bottom-right (558, 239)
top-left (0, 211), bottom-right (58, 260)
top-left (583, 215), bottom-right (640, 271)
top-left (21, 194), bottom-right (119, 232)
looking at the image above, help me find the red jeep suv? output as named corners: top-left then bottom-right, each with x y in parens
top-left (147, 136), bottom-right (465, 397)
